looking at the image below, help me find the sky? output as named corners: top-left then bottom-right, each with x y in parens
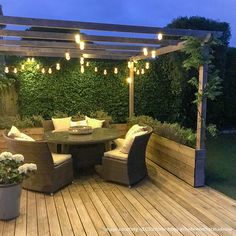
top-left (0, 0), bottom-right (235, 46)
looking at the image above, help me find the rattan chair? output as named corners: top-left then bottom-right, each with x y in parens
top-left (96, 126), bottom-right (153, 187)
top-left (3, 131), bottom-right (73, 194)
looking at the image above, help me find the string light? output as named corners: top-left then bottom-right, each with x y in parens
top-left (31, 58), bottom-right (35, 62)
top-left (65, 52), bottom-right (70, 60)
top-left (36, 64), bottom-right (40, 69)
top-left (127, 77), bottom-right (132, 84)
top-left (134, 67), bottom-right (137, 72)
top-left (48, 68), bottom-right (52, 74)
top-left (103, 69), bottom-right (107, 75)
top-left (114, 67), bottom-right (118, 74)
top-left (4, 66), bottom-right (9, 73)
top-left (21, 65), bottom-right (25, 70)
top-left (136, 70), bottom-right (140, 75)
top-left (75, 34), bottom-right (81, 44)
top-left (41, 68), bottom-right (45, 74)
top-left (80, 41), bottom-right (85, 50)
top-left (128, 61), bottom-right (131, 68)
top-left (143, 48), bottom-right (148, 56)
top-left (13, 68), bottom-right (17, 74)
top-left (94, 67), bottom-right (98, 72)
top-left (141, 68), bottom-right (145, 75)
top-left (27, 58), bottom-right (31, 63)
top-left (56, 63), bottom-right (60, 70)
top-left (157, 33), bottom-right (163, 41)
top-left (86, 62), bottom-right (90, 67)
top-left (145, 62), bottom-right (150, 69)
top-left (81, 65), bottom-right (85, 74)
top-left (80, 57), bottom-right (84, 65)
top-left (151, 50), bottom-right (156, 59)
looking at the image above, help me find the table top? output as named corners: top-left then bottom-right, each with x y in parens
top-left (43, 128), bottom-right (122, 145)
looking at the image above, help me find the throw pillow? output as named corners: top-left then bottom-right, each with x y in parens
top-left (85, 116), bottom-right (105, 129)
top-left (52, 117), bottom-right (71, 131)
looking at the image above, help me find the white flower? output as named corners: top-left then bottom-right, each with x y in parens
top-left (0, 152), bottom-right (13, 161)
top-left (18, 163), bottom-right (37, 175)
top-left (12, 154), bottom-right (24, 163)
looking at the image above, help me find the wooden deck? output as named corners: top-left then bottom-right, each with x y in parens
top-left (1, 161), bottom-right (236, 236)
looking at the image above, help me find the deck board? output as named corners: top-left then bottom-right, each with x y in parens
top-left (1, 163), bottom-right (236, 236)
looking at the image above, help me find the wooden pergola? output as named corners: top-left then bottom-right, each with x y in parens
top-left (0, 9), bottom-right (222, 155)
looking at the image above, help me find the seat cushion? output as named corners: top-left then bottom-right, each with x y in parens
top-left (104, 148), bottom-right (128, 161)
top-left (52, 117), bottom-right (71, 131)
top-left (125, 124), bottom-right (146, 139)
top-left (85, 116), bottom-right (105, 129)
top-left (114, 138), bottom-right (125, 148)
top-left (51, 153), bottom-right (72, 166)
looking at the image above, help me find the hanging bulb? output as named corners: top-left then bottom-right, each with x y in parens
top-left (79, 41), bottom-right (85, 50)
top-left (27, 58), bottom-right (31, 63)
top-left (56, 63), bottom-right (60, 70)
top-left (65, 52), bottom-right (70, 60)
top-left (114, 67), bottom-right (118, 74)
top-left (13, 68), bottom-right (17, 74)
top-left (21, 64), bottom-right (25, 70)
top-left (103, 69), bottom-right (107, 75)
top-left (86, 62), bottom-right (89, 67)
top-left (48, 68), bottom-right (52, 74)
top-left (157, 33), bottom-right (163, 41)
top-left (145, 62), bottom-right (150, 69)
top-left (81, 65), bottom-right (85, 74)
top-left (4, 66), bottom-right (9, 73)
top-left (41, 68), bottom-right (45, 74)
top-left (141, 68), bottom-right (145, 74)
top-left (36, 64), bottom-right (40, 69)
top-left (80, 56), bottom-right (84, 65)
top-left (31, 57), bottom-right (35, 62)
top-left (75, 34), bottom-right (81, 44)
top-left (94, 67), bottom-right (98, 72)
top-left (136, 69), bottom-right (140, 75)
top-left (143, 48), bottom-right (148, 56)
top-left (151, 50), bottom-right (156, 59)
top-left (127, 77), bottom-right (132, 84)
top-left (134, 67), bottom-right (137, 72)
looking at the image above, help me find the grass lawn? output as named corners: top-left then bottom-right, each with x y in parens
top-left (206, 134), bottom-right (236, 200)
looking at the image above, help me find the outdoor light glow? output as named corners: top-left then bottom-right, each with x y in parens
top-left (151, 50), bottom-right (156, 58)
top-left (104, 69), bottom-right (107, 75)
top-left (86, 62), bottom-right (90, 67)
top-left (114, 67), bottom-right (118, 74)
top-left (48, 68), bottom-right (52, 74)
top-left (134, 67), bottom-right (137, 72)
top-left (157, 33), bottom-right (163, 41)
top-left (83, 54), bottom-right (88, 58)
top-left (95, 67), bottom-right (98, 72)
top-left (36, 64), bottom-right (40, 69)
top-left (143, 48), bottom-right (148, 56)
top-left (13, 68), bottom-right (17, 74)
top-left (80, 57), bottom-right (84, 65)
top-left (65, 52), bottom-right (70, 60)
top-left (81, 65), bottom-right (85, 74)
top-left (75, 34), bottom-right (81, 44)
top-left (80, 41), bottom-right (85, 50)
top-left (136, 69), bottom-right (140, 75)
top-left (145, 62), bottom-right (150, 69)
top-left (27, 58), bottom-right (31, 63)
top-left (128, 61), bottom-right (131, 68)
top-left (31, 58), bottom-right (35, 62)
top-left (41, 68), bottom-right (45, 74)
top-left (4, 66), bottom-right (9, 73)
top-left (127, 77), bottom-right (132, 84)
top-left (21, 65), bottom-right (25, 70)
top-left (56, 63), bottom-right (60, 70)
top-left (141, 68), bottom-right (145, 74)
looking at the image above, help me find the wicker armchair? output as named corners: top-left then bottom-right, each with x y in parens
top-left (3, 132), bottom-right (73, 194)
top-left (96, 126), bottom-right (153, 187)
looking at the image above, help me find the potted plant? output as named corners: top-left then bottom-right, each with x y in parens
top-left (0, 151), bottom-right (37, 220)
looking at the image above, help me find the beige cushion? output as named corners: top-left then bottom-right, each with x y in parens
top-left (104, 148), bottom-right (128, 161)
top-left (51, 153), bottom-right (72, 166)
top-left (85, 116), bottom-right (105, 129)
top-left (125, 124), bottom-right (145, 139)
top-left (120, 131), bottom-right (147, 154)
top-left (114, 138), bottom-right (125, 148)
top-left (70, 120), bottom-right (87, 127)
top-left (8, 126), bottom-right (35, 142)
top-left (52, 117), bottom-right (71, 131)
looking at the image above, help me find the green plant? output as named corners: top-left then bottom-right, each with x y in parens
top-left (52, 111), bottom-right (69, 118)
top-left (0, 152), bottom-right (37, 185)
top-left (128, 115), bottom-right (196, 148)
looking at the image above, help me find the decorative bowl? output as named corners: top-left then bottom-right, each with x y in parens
top-left (68, 126), bottom-right (93, 135)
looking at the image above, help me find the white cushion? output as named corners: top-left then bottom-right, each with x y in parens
top-left (125, 124), bottom-right (145, 139)
top-left (70, 120), bottom-right (87, 127)
top-left (52, 117), bottom-right (71, 131)
top-left (104, 148), bottom-right (128, 160)
top-left (85, 116), bottom-right (105, 129)
top-left (51, 153), bottom-right (72, 166)
top-left (8, 126), bottom-right (35, 142)
top-left (114, 138), bottom-right (125, 148)
top-left (120, 131), bottom-right (147, 154)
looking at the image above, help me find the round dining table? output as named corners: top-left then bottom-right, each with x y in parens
top-left (44, 128), bottom-right (122, 170)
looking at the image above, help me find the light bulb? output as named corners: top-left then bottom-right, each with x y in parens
top-left (41, 68), bottom-right (45, 74)
top-left (134, 67), bottom-right (137, 72)
top-left (27, 58), bottom-right (31, 62)
top-left (80, 57), bottom-right (84, 65)
top-left (36, 64), bottom-right (40, 69)
top-left (151, 50), bottom-right (156, 59)
top-left (31, 57), bottom-right (35, 62)
top-left (145, 62), bottom-right (150, 69)
top-left (13, 68), bottom-right (17, 74)
top-left (75, 34), bottom-right (81, 44)
top-left (136, 70), bottom-right (140, 75)
top-left (127, 77), bottom-right (132, 84)
top-left (157, 33), bottom-right (163, 41)
top-left (104, 69), bottom-right (107, 75)
top-left (4, 66), bottom-right (9, 73)
top-left (65, 52), bottom-right (70, 60)
top-left (48, 68), bottom-right (52, 74)
top-left (80, 41), bottom-right (85, 50)
top-left (81, 65), bottom-right (85, 74)
top-left (128, 61), bottom-right (131, 68)
top-left (95, 67), bottom-right (98, 72)
top-left (86, 62), bottom-right (89, 67)
top-left (21, 65), bottom-right (25, 70)
top-left (141, 68), bottom-right (145, 74)
top-left (56, 63), bottom-right (60, 70)
top-left (114, 67), bottom-right (118, 74)
top-left (143, 48), bottom-right (148, 56)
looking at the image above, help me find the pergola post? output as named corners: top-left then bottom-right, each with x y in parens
top-left (129, 62), bottom-right (134, 117)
